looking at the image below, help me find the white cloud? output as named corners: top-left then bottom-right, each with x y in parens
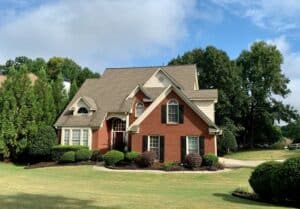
top-left (211, 0), bottom-right (300, 32)
top-left (0, 0), bottom-right (199, 71)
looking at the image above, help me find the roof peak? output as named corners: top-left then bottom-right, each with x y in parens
top-left (105, 64), bottom-right (196, 71)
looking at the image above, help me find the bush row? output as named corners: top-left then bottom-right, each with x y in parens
top-left (249, 157), bottom-right (300, 203)
top-left (58, 149), bottom-right (102, 163)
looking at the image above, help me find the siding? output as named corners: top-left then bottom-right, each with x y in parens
top-left (192, 100), bottom-right (215, 122)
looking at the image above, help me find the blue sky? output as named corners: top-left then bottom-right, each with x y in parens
top-left (0, 0), bottom-right (300, 110)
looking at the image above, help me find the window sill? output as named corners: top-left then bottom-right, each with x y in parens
top-left (166, 122), bottom-right (179, 126)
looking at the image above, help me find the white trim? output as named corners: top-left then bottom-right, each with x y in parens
top-left (186, 136), bottom-right (199, 155)
top-left (194, 66), bottom-right (199, 90)
top-left (214, 135), bottom-right (217, 156)
top-left (166, 98), bottom-right (179, 124)
top-left (135, 102), bottom-right (144, 118)
top-left (61, 127), bottom-right (92, 149)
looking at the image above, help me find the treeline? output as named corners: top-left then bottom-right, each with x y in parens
top-left (169, 41), bottom-right (298, 154)
top-left (0, 56), bottom-right (99, 161)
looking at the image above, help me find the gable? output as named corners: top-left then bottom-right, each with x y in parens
top-left (143, 70), bottom-right (173, 88)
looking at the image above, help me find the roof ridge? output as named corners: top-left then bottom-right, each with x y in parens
top-left (105, 64), bottom-right (196, 70)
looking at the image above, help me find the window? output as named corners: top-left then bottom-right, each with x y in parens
top-left (148, 136), bottom-right (160, 159)
top-left (77, 107), bottom-right (89, 114)
top-left (186, 136), bottom-right (199, 154)
top-left (112, 119), bottom-right (126, 131)
top-left (82, 129), bottom-right (89, 146)
top-left (167, 99), bottom-right (179, 123)
top-left (135, 102), bottom-right (144, 117)
top-left (72, 129), bottom-right (81, 145)
top-left (64, 129), bottom-right (70, 145)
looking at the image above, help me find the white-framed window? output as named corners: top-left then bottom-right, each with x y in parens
top-left (135, 102), bottom-right (144, 117)
top-left (148, 136), bottom-right (160, 160)
top-left (167, 99), bottom-right (179, 123)
top-left (82, 129), bottom-right (89, 146)
top-left (77, 107), bottom-right (89, 114)
top-left (72, 129), bottom-right (81, 145)
top-left (186, 136), bottom-right (199, 154)
top-left (62, 128), bottom-right (91, 148)
top-left (64, 129), bottom-right (70, 145)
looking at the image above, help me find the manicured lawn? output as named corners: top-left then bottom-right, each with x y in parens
top-left (0, 163), bottom-right (294, 209)
top-left (224, 149), bottom-right (300, 161)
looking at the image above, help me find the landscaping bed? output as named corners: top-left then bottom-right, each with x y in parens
top-left (24, 161), bottom-right (99, 169)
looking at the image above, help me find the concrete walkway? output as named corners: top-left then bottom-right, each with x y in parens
top-left (93, 165), bottom-right (231, 174)
top-left (219, 157), bottom-right (284, 168)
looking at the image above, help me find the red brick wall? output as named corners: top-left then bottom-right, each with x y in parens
top-left (131, 91), bottom-right (216, 162)
top-left (128, 90), bottom-right (151, 125)
top-left (91, 120), bottom-right (111, 153)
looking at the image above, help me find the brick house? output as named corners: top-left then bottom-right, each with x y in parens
top-left (55, 65), bottom-right (221, 162)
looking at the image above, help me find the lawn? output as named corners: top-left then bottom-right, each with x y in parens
top-left (224, 149), bottom-right (300, 161)
top-left (0, 163), bottom-right (294, 209)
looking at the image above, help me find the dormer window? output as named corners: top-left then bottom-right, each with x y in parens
top-left (135, 102), bottom-right (144, 118)
top-left (167, 99), bottom-right (179, 123)
top-left (77, 107), bottom-right (89, 114)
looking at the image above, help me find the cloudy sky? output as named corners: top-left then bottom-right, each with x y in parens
top-left (0, 0), bottom-right (300, 110)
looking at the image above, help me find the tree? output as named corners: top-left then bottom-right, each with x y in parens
top-left (69, 80), bottom-right (78, 99)
top-left (237, 41), bottom-right (297, 146)
top-left (0, 66), bottom-right (39, 160)
top-left (34, 68), bottom-right (56, 126)
top-left (281, 120), bottom-right (300, 143)
top-left (51, 73), bottom-right (68, 117)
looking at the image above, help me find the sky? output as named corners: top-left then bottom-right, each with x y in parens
top-left (0, 0), bottom-right (300, 110)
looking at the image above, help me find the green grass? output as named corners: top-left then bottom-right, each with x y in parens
top-left (224, 149), bottom-right (300, 161)
top-left (0, 163), bottom-right (294, 209)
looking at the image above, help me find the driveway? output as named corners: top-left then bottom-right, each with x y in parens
top-left (219, 157), bottom-right (284, 168)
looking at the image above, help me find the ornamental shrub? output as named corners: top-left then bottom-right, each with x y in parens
top-left (249, 161), bottom-right (282, 200)
top-left (59, 151), bottom-right (75, 163)
top-left (125, 151), bottom-right (140, 162)
top-left (217, 127), bottom-right (238, 156)
top-left (51, 145), bottom-right (88, 161)
top-left (135, 151), bottom-right (156, 167)
top-left (28, 126), bottom-right (57, 161)
top-left (91, 150), bottom-right (102, 162)
top-left (184, 153), bottom-right (202, 169)
top-left (103, 150), bottom-right (124, 166)
top-left (75, 149), bottom-right (92, 162)
top-left (202, 154), bottom-right (218, 166)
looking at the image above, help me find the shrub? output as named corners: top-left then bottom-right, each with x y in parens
top-left (91, 150), bottom-right (102, 162)
top-left (135, 151), bottom-right (156, 167)
top-left (161, 161), bottom-right (183, 171)
top-left (28, 126), bottom-right (57, 161)
top-left (125, 151), bottom-right (140, 162)
top-left (249, 161), bottom-right (282, 200)
top-left (75, 149), bottom-right (92, 162)
top-left (202, 154), bottom-right (218, 166)
top-left (103, 150), bottom-right (124, 166)
top-left (59, 151), bottom-right (75, 163)
top-left (51, 145), bottom-right (88, 161)
top-left (184, 153), bottom-right (202, 169)
top-left (270, 140), bottom-right (285, 150)
top-left (217, 127), bottom-right (238, 156)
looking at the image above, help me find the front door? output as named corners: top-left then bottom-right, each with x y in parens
top-left (113, 132), bottom-right (125, 151)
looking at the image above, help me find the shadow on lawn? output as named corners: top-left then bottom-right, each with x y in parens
top-left (213, 193), bottom-right (278, 208)
top-left (0, 193), bottom-right (121, 209)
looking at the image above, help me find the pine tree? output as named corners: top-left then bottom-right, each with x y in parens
top-left (69, 80), bottom-right (78, 99)
top-left (51, 73), bottom-right (68, 116)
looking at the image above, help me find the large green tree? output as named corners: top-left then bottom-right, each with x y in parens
top-left (51, 73), bottom-right (68, 117)
top-left (0, 67), bottom-right (39, 160)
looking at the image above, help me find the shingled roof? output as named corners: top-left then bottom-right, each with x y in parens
top-left (55, 64), bottom-right (217, 128)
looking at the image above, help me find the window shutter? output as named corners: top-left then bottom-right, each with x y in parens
top-left (181, 136), bottom-right (186, 162)
top-left (142, 136), bottom-right (148, 152)
top-left (179, 105), bottom-right (184, 124)
top-left (199, 136), bottom-right (205, 156)
top-left (161, 105), bottom-right (166, 123)
top-left (159, 136), bottom-right (165, 162)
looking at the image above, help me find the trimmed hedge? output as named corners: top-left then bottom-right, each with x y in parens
top-left (185, 153), bottom-right (202, 169)
top-left (135, 151), bottom-right (156, 167)
top-left (202, 154), bottom-right (218, 167)
top-left (51, 145), bottom-right (88, 161)
top-left (249, 161), bottom-right (282, 200)
top-left (59, 151), bottom-right (75, 163)
top-left (91, 150), bottom-right (102, 162)
top-left (103, 150), bottom-right (124, 166)
top-left (75, 149), bottom-right (92, 161)
top-left (125, 151), bottom-right (140, 162)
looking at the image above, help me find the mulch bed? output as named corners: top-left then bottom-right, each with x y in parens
top-left (232, 191), bottom-right (299, 208)
top-left (24, 161), bottom-right (99, 169)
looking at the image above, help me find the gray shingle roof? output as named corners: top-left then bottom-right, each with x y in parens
top-left (55, 64), bottom-right (217, 128)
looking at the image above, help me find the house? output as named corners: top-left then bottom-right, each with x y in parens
top-left (54, 65), bottom-right (221, 162)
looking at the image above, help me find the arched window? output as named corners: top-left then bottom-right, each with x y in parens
top-left (167, 99), bottom-right (179, 123)
top-left (77, 107), bottom-right (89, 114)
top-left (135, 102), bottom-right (144, 117)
